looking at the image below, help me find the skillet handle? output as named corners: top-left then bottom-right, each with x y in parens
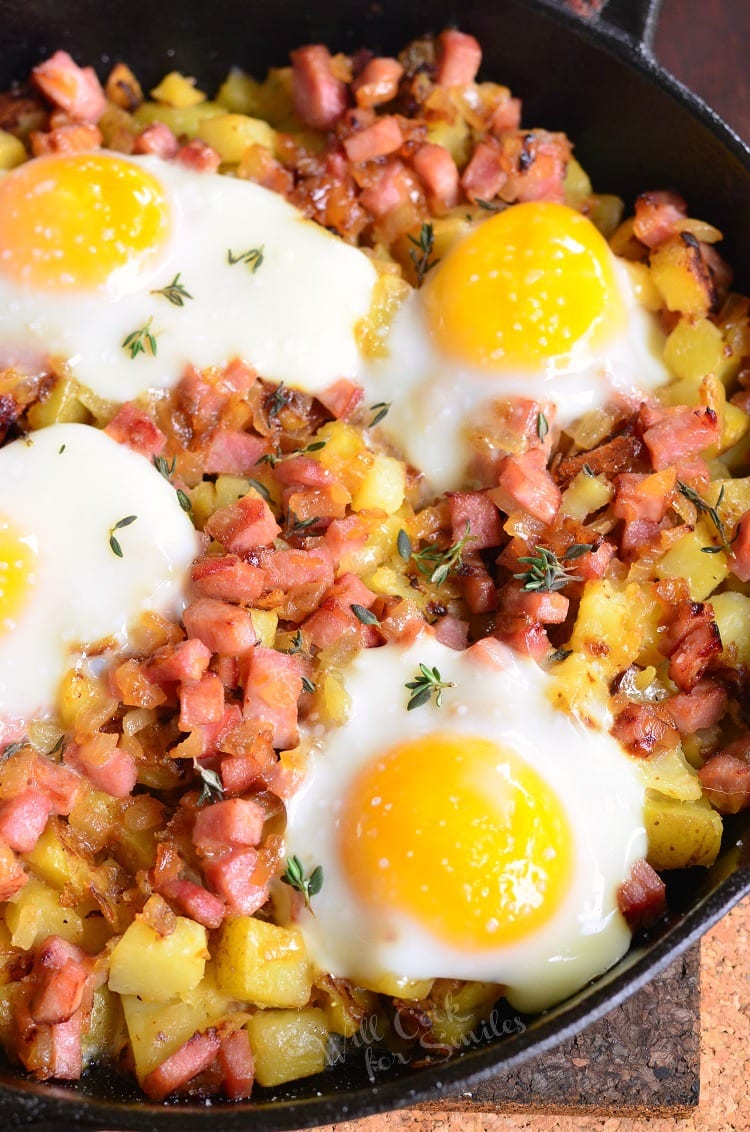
top-left (596, 0), bottom-right (663, 51)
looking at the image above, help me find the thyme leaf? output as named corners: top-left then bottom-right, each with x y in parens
top-left (150, 272), bottom-right (193, 307)
top-left (405, 663), bottom-right (456, 711)
top-left (369, 401), bottom-right (391, 427)
top-left (288, 513), bottom-right (320, 535)
top-left (537, 412), bottom-right (549, 442)
top-left (351, 603), bottom-right (379, 626)
top-left (514, 544), bottom-right (591, 593)
top-left (397, 529), bottom-right (412, 561)
top-left (1, 739), bottom-right (27, 760)
top-left (475, 198), bottom-right (504, 213)
top-left (196, 765), bottom-right (224, 806)
top-left (122, 317), bottom-right (157, 360)
top-left (408, 222), bottom-right (439, 286)
top-left (281, 855), bottom-right (324, 911)
top-left (227, 245), bottom-right (265, 273)
top-left (152, 455), bottom-right (192, 513)
top-left (412, 523), bottom-right (475, 587)
top-left (549, 648), bottom-right (573, 664)
top-left (266, 382), bottom-right (291, 422)
top-left (301, 675), bottom-right (316, 695)
top-left (108, 514), bottom-right (138, 558)
top-left (677, 480), bottom-right (735, 554)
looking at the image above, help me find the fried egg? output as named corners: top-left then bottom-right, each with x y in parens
top-left (0, 152), bottom-right (377, 401)
top-left (365, 202), bottom-right (669, 493)
top-left (285, 634), bottom-right (646, 1013)
top-left (0, 422), bottom-right (198, 732)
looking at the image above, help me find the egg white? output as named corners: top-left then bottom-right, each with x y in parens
top-left (0, 422), bottom-right (199, 731)
top-left (285, 633), bottom-right (647, 1013)
top-left (364, 257), bottom-right (669, 495)
top-left (0, 155), bottom-right (378, 402)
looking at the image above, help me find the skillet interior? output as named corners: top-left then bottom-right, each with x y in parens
top-left (0, 0), bottom-right (749, 1126)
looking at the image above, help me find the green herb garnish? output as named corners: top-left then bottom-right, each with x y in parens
top-left (514, 544), bottom-right (591, 593)
top-left (351, 603), bottom-right (379, 626)
top-left (281, 855), bottom-right (324, 911)
top-left (196, 765), bottom-right (224, 806)
top-left (369, 402), bottom-right (391, 427)
top-left (677, 480), bottom-right (735, 554)
top-left (412, 523), bottom-right (475, 587)
top-left (227, 246), bottom-right (265, 273)
top-left (151, 272), bottom-right (193, 307)
top-left (405, 663), bottom-right (456, 711)
top-left (122, 317), bottom-right (157, 359)
top-left (152, 454), bottom-right (192, 512)
top-left (408, 222), bottom-right (439, 286)
top-left (108, 514), bottom-right (138, 558)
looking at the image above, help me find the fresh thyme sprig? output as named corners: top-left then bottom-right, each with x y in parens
top-left (408, 223), bottom-right (439, 286)
top-left (150, 272), bottom-right (193, 307)
top-left (108, 514), bottom-right (138, 558)
top-left (195, 764), bottom-right (224, 806)
top-left (677, 480), bottom-right (735, 554)
top-left (152, 454), bottom-right (192, 513)
top-left (288, 513), bottom-right (320, 535)
top-left (301, 676), bottom-right (316, 694)
top-left (281, 855), bottom-right (324, 911)
top-left (227, 245), bottom-right (265, 273)
top-left (351, 603), bottom-right (379, 626)
top-left (122, 317), bottom-right (157, 359)
top-left (405, 663), bottom-right (456, 711)
top-left (256, 438), bottom-right (327, 469)
top-left (412, 523), bottom-right (475, 587)
top-left (514, 544), bottom-right (591, 593)
top-left (266, 382), bottom-right (292, 421)
top-left (369, 402), bottom-right (391, 427)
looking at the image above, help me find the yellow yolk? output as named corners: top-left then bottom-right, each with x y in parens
top-left (424, 201), bottom-right (625, 370)
top-left (340, 732), bottom-right (574, 950)
top-left (0, 517), bottom-right (36, 633)
top-left (0, 154), bottom-right (170, 292)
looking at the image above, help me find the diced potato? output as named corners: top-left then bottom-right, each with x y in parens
top-left (198, 112), bottom-right (275, 163)
top-left (352, 455), bottom-right (406, 514)
top-left (150, 71), bottom-right (206, 108)
top-left (650, 236), bottom-right (715, 317)
top-left (215, 917), bottom-right (312, 1007)
top-left (5, 880), bottom-right (85, 950)
top-left (216, 67), bottom-right (294, 129)
top-left (214, 473), bottom-right (251, 510)
top-left (705, 475), bottom-right (750, 528)
top-left (586, 193), bottom-right (624, 240)
top-left (27, 377), bottom-right (89, 429)
top-left (622, 261), bottom-right (662, 311)
top-left (188, 480), bottom-right (216, 529)
top-left (121, 969), bottom-right (231, 1080)
top-left (355, 272), bottom-right (411, 359)
top-left (250, 608), bottom-right (278, 648)
top-left (567, 580), bottom-right (648, 674)
top-left (25, 820), bottom-right (93, 895)
top-left (638, 748), bottom-right (703, 803)
top-left (58, 668), bottom-right (118, 732)
top-left (108, 915), bottom-right (209, 1002)
top-left (83, 986), bottom-right (126, 1068)
top-left (246, 1008), bottom-right (328, 1087)
top-left (560, 470), bottom-right (613, 521)
top-left (563, 157), bottom-right (592, 205)
top-left (655, 528), bottom-right (728, 600)
top-left (134, 100), bottom-right (224, 139)
top-left (645, 792), bottom-right (723, 870)
top-left (317, 420), bottom-right (372, 492)
top-left (425, 116), bottom-right (471, 169)
top-left (0, 129), bottom-right (26, 170)
top-left (711, 591), bottom-right (750, 667)
top-left (316, 667), bottom-right (351, 726)
top-left (315, 977), bottom-right (380, 1039)
top-left (357, 971), bottom-right (434, 999)
top-left (216, 68), bottom-right (259, 114)
top-left (663, 317), bottom-right (734, 385)
top-left (721, 402), bottom-right (750, 453)
top-left (428, 980), bottom-right (502, 1048)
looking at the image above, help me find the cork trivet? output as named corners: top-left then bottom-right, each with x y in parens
top-left (420, 946), bottom-right (700, 1116)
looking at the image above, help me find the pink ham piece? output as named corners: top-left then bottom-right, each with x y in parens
top-left (617, 859), bottom-right (667, 931)
top-left (290, 45), bottom-right (348, 130)
top-left (343, 116), bottom-right (404, 163)
top-left (435, 30), bottom-right (482, 86)
top-left (203, 848), bottom-right (269, 915)
top-left (219, 1028), bottom-right (255, 1100)
top-left (105, 403), bottom-right (166, 458)
top-left (447, 490), bottom-right (502, 549)
top-left (179, 672), bottom-right (225, 729)
top-left (203, 429), bottom-right (271, 475)
top-left (134, 121), bottom-right (179, 158)
top-left (205, 493), bottom-right (281, 552)
top-left (191, 556), bottom-right (266, 605)
top-left (633, 190), bottom-right (688, 248)
top-left (142, 1028), bottom-right (221, 1101)
top-left (412, 143), bottom-right (460, 212)
top-left (65, 735), bottom-right (138, 799)
top-left (183, 597), bottom-right (257, 657)
top-left (461, 141), bottom-right (506, 203)
top-left (353, 57), bottom-right (403, 107)
top-left (148, 637), bottom-right (212, 686)
top-left (177, 139), bottom-right (221, 173)
top-left (492, 449), bottom-right (562, 524)
top-left (0, 789), bottom-right (51, 852)
top-left (159, 879), bottom-right (225, 930)
top-left (32, 51), bottom-right (107, 123)
top-left (192, 798), bottom-right (265, 857)
top-left (666, 680), bottom-right (728, 734)
top-left (242, 648), bottom-right (304, 750)
top-left (699, 749), bottom-right (750, 814)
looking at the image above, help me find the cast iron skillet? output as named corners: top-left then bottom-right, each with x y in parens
top-left (0, 0), bottom-right (749, 1127)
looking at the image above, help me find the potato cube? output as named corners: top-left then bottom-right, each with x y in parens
top-left (216, 68), bottom-right (259, 114)
top-left (357, 971), bottom-right (434, 1000)
top-left (650, 235), bottom-right (715, 317)
top-left (0, 129), bottom-right (26, 170)
top-left (5, 880), bottom-right (85, 950)
top-left (352, 455), bottom-right (406, 514)
top-left (645, 793), bottom-right (722, 870)
top-left (663, 317), bottom-right (733, 385)
top-left (27, 377), bottom-right (89, 430)
top-left (655, 528), bottom-right (728, 600)
top-left (638, 749), bottom-right (703, 803)
top-left (246, 1008), bottom-right (328, 1087)
top-left (198, 113), bottom-right (275, 163)
top-left (561, 470), bottom-right (613, 521)
top-left (150, 71), bottom-right (206, 108)
top-left (622, 261), bottom-right (662, 311)
top-left (108, 915), bottom-right (209, 1002)
top-left (215, 917), bottom-right (312, 1007)
top-left (711, 591), bottom-right (750, 668)
top-left (250, 608), bottom-right (278, 648)
top-left (134, 100), bottom-right (224, 139)
top-left (428, 980), bottom-right (502, 1048)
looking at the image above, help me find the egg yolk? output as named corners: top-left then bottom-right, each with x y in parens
top-left (424, 201), bottom-right (625, 370)
top-left (0, 517), bottom-right (36, 633)
top-left (340, 732), bottom-right (573, 950)
top-left (0, 154), bottom-right (170, 293)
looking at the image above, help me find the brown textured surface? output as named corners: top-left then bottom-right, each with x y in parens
top-left (304, 895), bottom-right (750, 1130)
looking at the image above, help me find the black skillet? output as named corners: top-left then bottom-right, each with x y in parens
top-left (0, 0), bottom-right (749, 1127)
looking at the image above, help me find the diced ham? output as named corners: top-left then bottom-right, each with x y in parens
top-left (448, 490), bottom-right (502, 549)
top-left (176, 138), bottom-right (221, 173)
top-left (317, 378), bottom-right (364, 420)
top-left (149, 637), bottom-right (212, 686)
top-left (659, 599), bottom-right (722, 692)
top-left (31, 123), bottom-right (102, 155)
top-left (256, 546), bottom-right (334, 593)
top-left (666, 680), bottom-right (728, 734)
top-left (343, 116), bottom-right (404, 163)
top-left (497, 130), bottom-right (570, 204)
top-left (612, 469), bottom-right (676, 523)
top-left (459, 557), bottom-right (497, 614)
top-left (492, 449), bottom-right (562, 524)
top-left (433, 614), bottom-right (469, 651)
top-left (191, 556), bottom-right (266, 605)
top-left (360, 159), bottom-right (414, 219)
top-left (143, 1028), bottom-right (221, 1101)
top-left (203, 849), bottom-right (269, 915)
top-left (490, 97), bottom-right (522, 134)
top-left (219, 1028), bottom-right (255, 1100)
top-left (273, 456), bottom-right (334, 487)
top-left (576, 539), bottom-right (616, 580)
top-left (105, 403), bottom-right (166, 457)
top-left (31, 757), bottom-right (81, 815)
top-left (242, 648), bottom-right (304, 750)
top-left (32, 51), bottom-right (106, 123)
top-left (553, 432), bottom-right (643, 490)
top-left (0, 789), bottom-right (50, 852)
top-left (112, 658), bottom-right (169, 709)
top-left (502, 587), bottom-right (569, 624)
top-left (436, 29), bottom-right (482, 86)
top-left (324, 515), bottom-right (369, 568)
top-left (699, 752), bottom-right (750, 814)
top-left (221, 358), bottom-right (257, 396)
top-left (611, 702), bottom-right (680, 757)
top-left (30, 959), bottom-right (88, 1026)
top-left (65, 735), bottom-right (138, 799)
top-left (633, 190), bottom-right (689, 249)
top-left (290, 45), bottom-right (348, 131)
top-left (203, 429), bottom-right (270, 475)
top-left (617, 859), bottom-right (667, 931)
top-left (461, 141), bottom-right (506, 203)
top-left (134, 122), bottom-right (178, 158)
top-left (159, 879), bottom-right (225, 930)
top-left (728, 511), bottom-right (750, 582)
top-left (183, 597), bottom-right (257, 657)
top-left (192, 798), bottom-right (265, 857)
top-left (353, 57), bottom-right (403, 108)
top-left (179, 672), bottom-right (225, 730)
top-left (493, 614), bottom-right (550, 664)
top-left (412, 143), bottom-right (460, 212)
top-left (640, 403), bottom-right (720, 472)
top-left (620, 517), bottom-right (664, 558)
top-left (205, 493), bottom-right (281, 552)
